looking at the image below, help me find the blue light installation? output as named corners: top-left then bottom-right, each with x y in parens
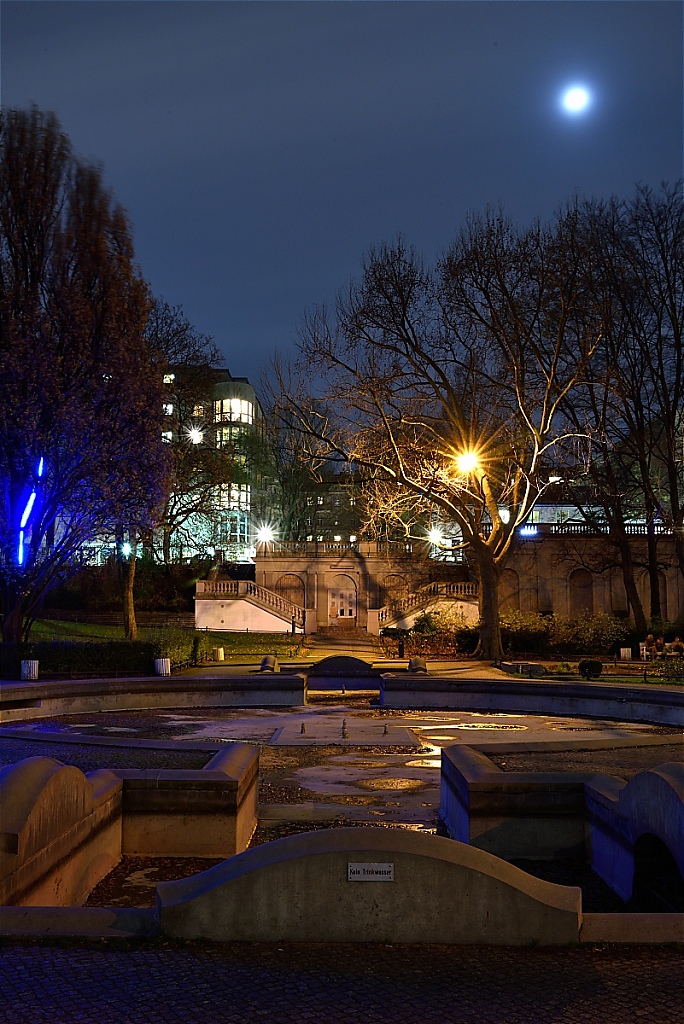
top-left (16, 457), bottom-right (45, 565)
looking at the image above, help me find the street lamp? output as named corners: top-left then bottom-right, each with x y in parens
top-left (455, 450), bottom-right (480, 475)
top-left (186, 426), bottom-right (204, 445)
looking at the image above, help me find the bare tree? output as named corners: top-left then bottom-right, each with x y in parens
top-left (274, 211), bottom-right (598, 659)
top-left (563, 184), bottom-right (684, 627)
top-left (0, 107), bottom-right (169, 642)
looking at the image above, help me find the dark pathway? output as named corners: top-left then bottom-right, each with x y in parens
top-left (0, 940), bottom-right (681, 1024)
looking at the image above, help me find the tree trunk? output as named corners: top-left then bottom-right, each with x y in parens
top-left (613, 530), bottom-right (647, 635)
top-left (646, 523), bottom-right (661, 621)
top-left (474, 544), bottom-right (503, 660)
top-left (2, 602), bottom-right (25, 644)
top-left (122, 549), bottom-right (138, 641)
top-left (162, 525), bottom-right (172, 565)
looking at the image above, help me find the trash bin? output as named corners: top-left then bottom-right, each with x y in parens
top-left (211, 647), bottom-right (225, 661)
top-left (620, 647), bottom-right (632, 660)
top-left (20, 660), bottom-right (39, 681)
top-left (154, 657), bottom-right (171, 676)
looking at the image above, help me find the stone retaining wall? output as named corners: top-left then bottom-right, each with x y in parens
top-left (0, 745), bottom-right (259, 906)
top-left (157, 827), bottom-right (582, 945)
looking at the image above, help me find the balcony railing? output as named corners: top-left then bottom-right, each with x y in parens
top-left (255, 540), bottom-right (417, 558)
top-left (377, 580), bottom-right (479, 625)
top-left (196, 579), bottom-right (305, 626)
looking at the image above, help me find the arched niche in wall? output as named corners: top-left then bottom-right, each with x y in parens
top-left (380, 574), bottom-right (409, 608)
top-left (328, 573), bottom-right (357, 623)
top-left (570, 568), bottom-right (594, 617)
top-left (499, 568), bottom-right (520, 612)
top-left (658, 572), bottom-right (668, 620)
top-left (274, 573), bottom-right (306, 608)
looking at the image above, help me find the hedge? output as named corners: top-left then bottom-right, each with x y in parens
top-left (0, 630), bottom-right (217, 679)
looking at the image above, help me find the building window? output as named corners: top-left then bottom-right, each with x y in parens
top-left (193, 404), bottom-right (204, 417)
top-left (219, 483), bottom-right (251, 510)
top-left (317, 496), bottom-right (324, 506)
top-left (214, 398), bottom-right (253, 425)
top-left (161, 431), bottom-right (173, 443)
top-left (163, 373), bottom-right (175, 384)
top-left (163, 403), bottom-right (174, 417)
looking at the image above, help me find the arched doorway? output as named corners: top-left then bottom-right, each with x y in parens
top-left (570, 568), bottom-right (593, 616)
top-left (328, 573), bottom-right (357, 626)
top-left (274, 573), bottom-right (305, 608)
top-left (500, 569), bottom-right (520, 612)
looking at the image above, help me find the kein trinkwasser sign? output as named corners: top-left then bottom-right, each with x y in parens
top-left (347, 862), bottom-right (394, 881)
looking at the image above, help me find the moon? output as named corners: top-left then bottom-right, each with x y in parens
top-left (561, 85), bottom-right (591, 115)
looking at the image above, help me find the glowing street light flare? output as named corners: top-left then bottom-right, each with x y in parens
top-left (456, 451), bottom-right (480, 475)
top-left (256, 525), bottom-right (275, 544)
top-left (187, 426), bottom-right (204, 445)
top-left (428, 528), bottom-right (443, 545)
top-left (121, 541), bottom-right (132, 557)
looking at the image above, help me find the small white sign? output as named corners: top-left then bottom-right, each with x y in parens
top-left (347, 862), bottom-right (394, 882)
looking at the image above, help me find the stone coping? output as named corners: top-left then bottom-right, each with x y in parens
top-left (1, 905), bottom-right (680, 943)
top-left (0, 674), bottom-right (307, 700)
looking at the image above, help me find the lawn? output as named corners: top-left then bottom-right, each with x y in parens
top-left (31, 619), bottom-right (304, 660)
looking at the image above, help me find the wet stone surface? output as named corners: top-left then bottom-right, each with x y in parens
top-left (0, 737), bottom-right (213, 772)
top-left (488, 742), bottom-right (683, 780)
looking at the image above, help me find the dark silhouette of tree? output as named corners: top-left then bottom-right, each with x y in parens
top-left (0, 107), bottom-right (169, 642)
top-left (562, 184), bottom-right (683, 629)
top-left (275, 210), bottom-right (599, 659)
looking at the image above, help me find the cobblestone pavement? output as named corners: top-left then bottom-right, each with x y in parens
top-left (0, 940), bottom-right (681, 1024)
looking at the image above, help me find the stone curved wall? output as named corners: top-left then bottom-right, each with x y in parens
top-left (157, 827), bottom-right (581, 945)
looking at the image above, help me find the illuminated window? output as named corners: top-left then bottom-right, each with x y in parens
top-left (162, 431), bottom-right (173, 443)
top-left (163, 403), bottom-right (174, 416)
top-left (214, 398), bottom-right (253, 424)
top-left (219, 483), bottom-right (251, 510)
top-left (192, 404), bottom-right (204, 417)
top-left (317, 496), bottom-right (324, 506)
top-left (163, 373), bottom-right (175, 384)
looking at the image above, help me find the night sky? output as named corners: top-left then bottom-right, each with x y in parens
top-left (2, 1), bottom-right (682, 385)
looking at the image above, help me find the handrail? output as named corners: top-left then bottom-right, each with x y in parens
top-left (378, 580), bottom-right (479, 624)
top-left (195, 579), bottom-right (305, 626)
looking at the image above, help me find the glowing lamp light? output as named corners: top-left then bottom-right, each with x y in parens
top-left (256, 525), bottom-right (275, 544)
top-left (456, 451), bottom-right (480, 475)
top-left (121, 541), bottom-right (133, 557)
top-left (520, 524), bottom-right (538, 537)
top-left (561, 85), bottom-right (591, 114)
top-left (428, 528), bottom-right (443, 546)
top-left (37, 457), bottom-right (44, 478)
top-left (17, 530), bottom-right (24, 565)
top-left (187, 426), bottom-right (204, 445)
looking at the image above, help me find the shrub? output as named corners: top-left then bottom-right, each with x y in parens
top-left (578, 659), bottom-right (603, 680)
top-left (650, 659), bottom-right (684, 684)
top-left (547, 613), bottom-right (629, 658)
top-left (499, 612), bottom-right (550, 656)
top-left (0, 640), bottom-right (159, 678)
